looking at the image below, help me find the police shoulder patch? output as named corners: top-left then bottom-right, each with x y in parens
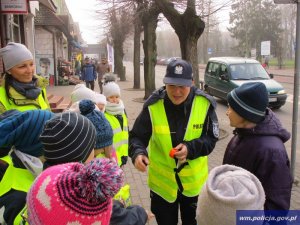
top-left (213, 122), bottom-right (219, 138)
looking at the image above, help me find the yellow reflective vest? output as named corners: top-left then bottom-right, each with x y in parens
top-left (0, 76), bottom-right (50, 113)
top-left (0, 156), bottom-right (33, 225)
top-left (105, 113), bottom-right (128, 166)
top-left (148, 96), bottom-right (210, 203)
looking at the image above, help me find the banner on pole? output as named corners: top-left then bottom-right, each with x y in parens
top-left (107, 44), bottom-right (114, 73)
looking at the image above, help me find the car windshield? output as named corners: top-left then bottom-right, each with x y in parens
top-left (229, 63), bottom-right (270, 80)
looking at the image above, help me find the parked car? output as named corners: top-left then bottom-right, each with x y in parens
top-left (204, 57), bottom-right (287, 109)
top-left (156, 57), bottom-right (167, 65)
top-left (164, 57), bottom-right (181, 65)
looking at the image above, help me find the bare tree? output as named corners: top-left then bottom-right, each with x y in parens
top-left (154, 0), bottom-right (205, 86)
top-left (109, 7), bottom-right (133, 80)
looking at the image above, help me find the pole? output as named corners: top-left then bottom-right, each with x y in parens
top-left (291, 1), bottom-right (300, 180)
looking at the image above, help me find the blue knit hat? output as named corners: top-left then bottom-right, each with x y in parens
top-left (79, 100), bottom-right (113, 149)
top-left (0, 110), bottom-right (54, 157)
top-left (227, 82), bottom-right (268, 123)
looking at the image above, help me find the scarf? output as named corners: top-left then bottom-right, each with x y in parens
top-left (105, 100), bottom-right (125, 115)
top-left (11, 77), bottom-right (41, 100)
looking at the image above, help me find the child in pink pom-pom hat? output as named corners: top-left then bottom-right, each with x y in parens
top-left (26, 158), bottom-right (124, 225)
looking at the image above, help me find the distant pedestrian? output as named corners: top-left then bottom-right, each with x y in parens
top-left (223, 82), bottom-right (292, 210)
top-left (81, 57), bottom-right (97, 90)
top-left (264, 55), bottom-right (270, 68)
top-left (97, 58), bottom-right (110, 93)
top-left (196, 164), bottom-right (265, 225)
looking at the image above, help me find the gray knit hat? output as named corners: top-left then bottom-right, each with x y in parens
top-left (196, 164), bottom-right (265, 225)
top-left (0, 42), bottom-right (33, 71)
top-left (79, 100), bottom-right (113, 149)
top-left (40, 111), bottom-right (96, 167)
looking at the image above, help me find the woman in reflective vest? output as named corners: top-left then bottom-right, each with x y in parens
top-left (0, 42), bottom-right (50, 114)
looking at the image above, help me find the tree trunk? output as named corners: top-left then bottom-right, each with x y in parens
top-left (114, 40), bottom-right (126, 81)
top-left (142, 4), bottom-right (160, 99)
top-left (178, 35), bottom-right (200, 86)
top-left (142, 20), bottom-right (157, 99)
top-left (133, 6), bottom-right (143, 89)
top-left (154, 0), bottom-right (205, 88)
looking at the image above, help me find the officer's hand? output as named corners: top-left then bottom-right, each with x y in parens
top-left (146, 210), bottom-right (155, 221)
top-left (174, 143), bottom-right (188, 162)
top-left (134, 155), bottom-right (149, 172)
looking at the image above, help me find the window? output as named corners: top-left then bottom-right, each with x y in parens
top-left (220, 64), bottom-right (227, 74)
top-left (8, 15), bottom-right (21, 42)
top-left (207, 62), bottom-right (220, 77)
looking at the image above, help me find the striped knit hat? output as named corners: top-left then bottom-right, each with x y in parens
top-left (27, 158), bottom-right (124, 225)
top-left (0, 109), bottom-right (54, 157)
top-left (40, 111), bottom-right (96, 168)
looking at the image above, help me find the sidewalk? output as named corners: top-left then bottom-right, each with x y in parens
top-left (47, 65), bottom-right (300, 225)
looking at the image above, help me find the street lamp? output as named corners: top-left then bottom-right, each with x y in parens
top-left (274, 0), bottom-right (299, 181)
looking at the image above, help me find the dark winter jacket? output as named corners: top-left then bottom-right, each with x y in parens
top-left (81, 63), bottom-right (96, 81)
top-left (223, 108), bottom-right (292, 210)
top-left (110, 200), bottom-right (148, 225)
top-left (129, 86), bottom-right (219, 164)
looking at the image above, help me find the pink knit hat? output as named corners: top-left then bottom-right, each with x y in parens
top-left (27, 158), bottom-right (124, 225)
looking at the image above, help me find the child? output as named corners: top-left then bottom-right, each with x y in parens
top-left (79, 99), bottom-right (116, 160)
top-left (69, 83), bottom-right (97, 113)
top-left (0, 109), bottom-right (54, 225)
top-left (224, 82), bottom-right (292, 210)
top-left (26, 158), bottom-right (124, 225)
top-left (39, 111), bottom-right (97, 169)
top-left (103, 81), bottom-right (129, 167)
top-left (196, 164), bottom-right (265, 225)
top-left (79, 99), bottom-right (154, 225)
top-left (95, 92), bottom-right (107, 112)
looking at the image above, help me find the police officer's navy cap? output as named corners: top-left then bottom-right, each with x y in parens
top-left (163, 59), bottom-right (193, 87)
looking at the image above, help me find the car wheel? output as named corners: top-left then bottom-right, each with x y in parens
top-left (204, 85), bottom-right (210, 94)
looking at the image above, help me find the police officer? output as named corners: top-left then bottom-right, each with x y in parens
top-left (129, 59), bottom-right (219, 225)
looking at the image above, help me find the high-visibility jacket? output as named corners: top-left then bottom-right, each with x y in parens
top-left (0, 76), bottom-right (50, 112)
top-left (0, 156), bottom-right (34, 225)
top-left (148, 96), bottom-right (210, 202)
top-left (105, 113), bottom-right (128, 166)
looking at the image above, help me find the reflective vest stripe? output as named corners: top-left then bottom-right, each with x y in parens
top-left (148, 96), bottom-right (210, 202)
top-left (105, 113), bottom-right (128, 166)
